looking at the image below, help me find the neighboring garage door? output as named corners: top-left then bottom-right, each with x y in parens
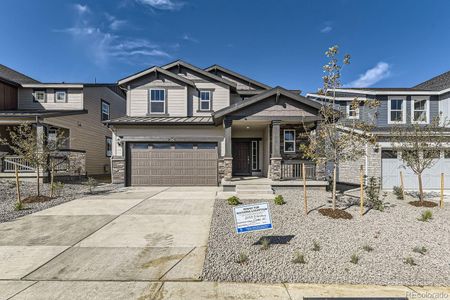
top-left (128, 142), bottom-right (218, 186)
top-left (381, 149), bottom-right (450, 190)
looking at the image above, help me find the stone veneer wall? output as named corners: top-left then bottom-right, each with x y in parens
top-left (111, 156), bottom-right (125, 184)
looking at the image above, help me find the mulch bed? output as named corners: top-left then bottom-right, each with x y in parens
top-left (318, 208), bottom-right (353, 219)
top-left (22, 195), bottom-right (53, 203)
top-left (409, 200), bottom-right (438, 207)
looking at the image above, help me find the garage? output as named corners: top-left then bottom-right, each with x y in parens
top-left (381, 149), bottom-right (450, 190)
top-left (127, 142), bottom-right (218, 186)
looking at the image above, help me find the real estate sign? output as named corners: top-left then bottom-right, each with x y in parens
top-left (233, 203), bottom-right (273, 234)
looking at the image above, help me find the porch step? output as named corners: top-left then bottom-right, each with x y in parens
top-left (216, 192), bottom-right (276, 201)
top-left (235, 184), bottom-right (274, 195)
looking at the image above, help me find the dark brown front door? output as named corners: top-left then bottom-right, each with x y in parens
top-left (232, 141), bottom-right (251, 175)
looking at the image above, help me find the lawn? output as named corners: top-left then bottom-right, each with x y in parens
top-left (202, 187), bottom-right (450, 286)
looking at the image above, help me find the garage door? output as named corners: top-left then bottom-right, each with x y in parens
top-left (381, 149), bottom-right (450, 190)
top-left (128, 142), bottom-right (218, 186)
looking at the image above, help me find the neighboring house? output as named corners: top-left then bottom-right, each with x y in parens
top-left (307, 70), bottom-right (450, 190)
top-left (106, 60), bottom-right (326, 186)
top-left (0, 64), bottom-right (126, 178)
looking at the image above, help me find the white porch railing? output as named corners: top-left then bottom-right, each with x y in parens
top-left (1, 156), bottom-right (35, 172)
top-left (281, 160), bottom-right (316, 180)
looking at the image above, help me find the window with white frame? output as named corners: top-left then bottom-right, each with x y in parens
top-left (347, 102), bottom-right (359, 119)
top-left (149, 89), bottom-right (165, 114)
top-left (101, 100), bottom-right (110, 121)
top-left (388, 99), bottom-right (405, 123)
top-left (284, 129), bottom-right (295, 153)
top-left (199, 90), bottom-right (211, 111)
top-left (251, 140), bottom-right (258, 170)
top-left (412, 97), bottom-right (429, 123)
top-left (105, 137), bottom-right (112, 157)
top-left (55, 90), bottom-right (67, 103)
top-left (33, 90), bottom-right (46, 103)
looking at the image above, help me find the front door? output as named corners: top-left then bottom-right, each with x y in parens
top-left (232, 141), bottom-right (251, 175)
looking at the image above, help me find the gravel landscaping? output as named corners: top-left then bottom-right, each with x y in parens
top-left (0, 179), bottom-right (120, 223)
top-left (202, 187), bottom-right (450, 286)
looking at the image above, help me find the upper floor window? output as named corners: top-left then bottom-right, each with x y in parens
top-left (55, 90), bottom-right (67, 103)
top-left (284, 129), bottom-right (296, 153)
top-left (101, 100), bottom-right (110, 121)
top-left (199, 90), bottom-right (211, 111)
top-left (149, 89), bottom-right (165, 114)
top-left (33, 90), bottom-right (46, 103)
top-left (412, 97), bottom-right (429, 124)
top-left (388, 98), bottom-right (405, 124)
top-left (347, 102), bottom-right (359, 119)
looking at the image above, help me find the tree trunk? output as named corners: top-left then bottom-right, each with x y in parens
top-left (36, 165), bottom-right (40, 196)
top-left (332, 163), bottom-right (337, 210)
top-left (50, 161), bottom-right (55, 198)
top-left (14, 164), bottom-right (21, 206)
top-left (418, 173), bottom-right (424, 203)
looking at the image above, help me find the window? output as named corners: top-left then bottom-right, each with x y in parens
top-left (423, 149), bottom-right (440, 159)
top-left (284, 130), bottom-right (295, 153)
top-left (175, 143), bottom-right (194, 149)
top-left (347, 102), bottom-right (359, 119)
top-left (131, 143), bottom-right (150, 149)
top-left (55, 90), bottom-right (67, 103)
top-left (381, 150), bottom-right (397, 159)
top-left (197, 143), bottom-right (216, 149)
top-left (199, 90), bottom-right (211, 111)
top-left (149, 89), bottom-right (165, 114)
top-left (101, 100), bottom-right (110, 121)
top-left (105, 137), bottom-right (112, 157)
top-left (444, 150), bottom-right (450, 159)
top-left (412, 97), bottom-right (429, 123)
top-left (151, 143), bottom-right (171, 149)
top-left (252, 140), bottom-right (258, 170)
top-left (33, 90), bottom-right (46, 103)
top-left (388, 98), bottom-right (405, 124)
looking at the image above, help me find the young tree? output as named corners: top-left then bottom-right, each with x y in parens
top-left (390, 116), bottom-right (450, 204)
top-left (301, 45), bottom-right (377, 210)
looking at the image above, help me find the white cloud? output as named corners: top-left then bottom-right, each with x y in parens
top-left (320, 25), bottom-right (332, 33)
top-left (182, 33), bottom-right (198, 43)
top-left (105, 13), bottom-right (127, 30)
top-left (346, 62), bottom-right (391, 87)
top-left (136, 0), bottom-right (184, 10)
top-left (74, 4), bottom-right (89, 14)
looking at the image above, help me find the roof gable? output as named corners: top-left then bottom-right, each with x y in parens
top-left (204, 64), bottom-right (271, 90)
top-left (414, 70), bottom-right (450, 91)
top-left (0, 64), bottom-right (40, 85)
top-left (118, 66), bottom-right (195, 87)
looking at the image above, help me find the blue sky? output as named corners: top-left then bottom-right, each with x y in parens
top-left (1, 0), bottom-right (449, 93)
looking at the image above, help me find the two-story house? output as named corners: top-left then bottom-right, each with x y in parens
top-left (0, 64), bottom-right (126, 178)
top-left (106, 60), bottom-right (328, 186)
top-left (307, 70), bottom-right (450, 190)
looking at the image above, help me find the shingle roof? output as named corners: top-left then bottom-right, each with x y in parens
top-left (105, 116), bottom-right (214, 125)
top-left (204, 64), bottom-right (271, 90)
top-left (343, 87), bottom-right (433, 91)
top-left (0, 64), bottom-right (40, 85)
top-left (414, 70), bottom-right (450, 91)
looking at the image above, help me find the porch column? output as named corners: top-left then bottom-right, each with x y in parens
top-left (270, 120), bottom-right (282, 180)
top-left (35, 122), bottom-right (45, 152)
top-left (223, 118), bottom-right (233, 181)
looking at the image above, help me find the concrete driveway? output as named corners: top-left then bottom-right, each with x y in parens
top-left (0, 186), bottom-right (217, 299)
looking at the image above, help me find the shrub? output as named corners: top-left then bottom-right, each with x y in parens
top-left (362, 245), bottom-right (374, 252)
top-left (14, 202), bottom-right (23, 211)
top-left (418, 210), bottom-right (433, 222)
top-left (350, 253), bottom-right (359, 264)
top-left (236, 252), bottom-right (248, 264)
top-left (312, 240), bottom-right (321, 251)
top-left (227, 196), bottom-right (241, 206)
top-left (86, 177), bottom-right (98, 194)
top-left (413, 246), bottom-right (427, 255)
top-left (51, 181), bottom-right (65, 197)
top-left (364, 177), bottom-right (386, 211)
top-left (292, 251), bottom-right (306, 264)
top-left (404, 256), bottom-right (416, 266)
top-left (274, 195), bottom-right (285, 205)
top-left (393, 186), bottom-right (404, 200)
top-left (260, 237), bottom-right (270, 250)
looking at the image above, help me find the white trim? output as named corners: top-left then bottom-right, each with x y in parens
top-left (199, 90), bottom-right (211, 111)
top-left (306, 93), bottom-right (368, 101)
top-left (346, 102), bottom-right (360, 119)
top-left (283, 129), bottom-right (296, 153)
top-left (387, 96), bottom-right (407, 124)
top-left (33, 90), bottom-right (46, 103)
top-left (410, 96), bottom-right (430, 124)
top-left (54, 90), bottom-right (67, 103)
top-left (148, 88), bottom-right (166, 114)
top-left (334, 88), bottom-right (450, 96)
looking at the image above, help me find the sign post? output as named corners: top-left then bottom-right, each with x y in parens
top-left (233, 203), bottom-right (273, 234)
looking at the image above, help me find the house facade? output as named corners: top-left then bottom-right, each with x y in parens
top-left (107, 61), bottom-right (325, 186)
top-left (0, 64), bottom-right (126, 177)
top-left (307, 70), bottom-right (450, 190)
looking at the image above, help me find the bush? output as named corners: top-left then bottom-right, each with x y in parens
top-left (312, 240), bottom-right (321, 251)
top-left (364, 177), bottom-right (386, 211)
top-left (227, 196), bottom-right (241, 206)
top-left (404, 256), bottom-right (416, 266)
top-left (418, 210), bottom-right (433, 222)
top-left (292, 251), bottom-right (306, 264)
top-left (51, 181), bottom-right (65, 197)
top-left (362, 245), bottom-right (374, 252)
top-left (413, 246), bottom-right (427, 255)
top-left (350, 253), bottom-right (359, 264)
top-left (86, 177), bottom-right (98, 194)
top-left (236, 252), bottom-right (248, 264)
top-left (260, 237), bottom-right (270, 250)
top-left (14, 202), bottom-right (23, 211)
top-left (393, 186), bottom-right (404, 200)
top-left (274, 195), bottom-right (285, 205)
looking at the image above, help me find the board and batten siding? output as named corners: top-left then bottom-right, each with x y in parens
top-left (46, 87), bottom-right (126, 175)
top-left (18, 88), bottom-right (83, 110)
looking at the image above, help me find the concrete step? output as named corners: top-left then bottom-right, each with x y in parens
top-left (235, 189), bottom-right (274, 195)
top-left (216, 192), bottom-right (276, 201)
top-left (235, 185), bottom-right (274, 195)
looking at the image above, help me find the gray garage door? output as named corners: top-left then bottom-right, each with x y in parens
top-left (128, 142), bottom-right (218, 186)
top-left (381, 149), bottom-right (450, 190)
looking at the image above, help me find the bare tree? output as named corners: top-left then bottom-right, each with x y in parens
top-left (301, 45), bottom-right (377, 210)
top-left (390, 116), bottom-right (450, 203)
